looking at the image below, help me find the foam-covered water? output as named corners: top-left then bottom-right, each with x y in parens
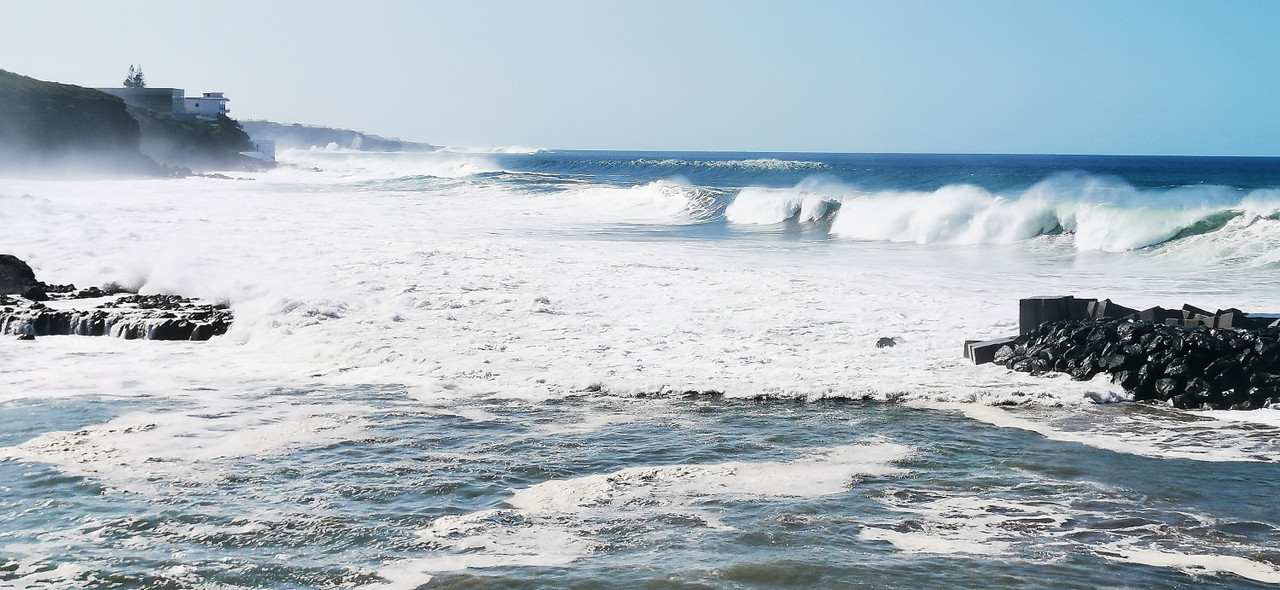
top-left (2, 150), bottom-right (1280, 588)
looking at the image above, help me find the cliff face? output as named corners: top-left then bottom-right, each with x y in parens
top-left (241, 120), bottom-right (438, 152)
top-left (0, 69), bottom-right (164, 175)
top-left (129, 106), bottom-right (260, 172)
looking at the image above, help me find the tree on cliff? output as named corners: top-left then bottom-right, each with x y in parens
top-left (123, 65), bottom-right (145, 88)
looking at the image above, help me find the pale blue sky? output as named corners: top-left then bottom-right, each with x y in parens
top-left (2, 0), bottom-right (1278, 154)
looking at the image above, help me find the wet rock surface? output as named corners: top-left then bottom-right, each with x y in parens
top-left (995, 318), bottom-right (1280, 410)
top-left (0, 254), bottom-right (39, 295)
top-left (0, 255), bottom-right (232, 341)
top-left (2, 292), bottom-right (232, 341)
top-left (970, 295), bottom-right (1280, 409)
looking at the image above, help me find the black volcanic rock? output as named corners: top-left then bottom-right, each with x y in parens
top-left (1, 292), bottom-right (232, 341)
top-left (0, 254), bottom-right (38, 294)
top-left (0, 255), bottom-right (231, 341)
top-left (998, 316), bottom-right (1280, 409)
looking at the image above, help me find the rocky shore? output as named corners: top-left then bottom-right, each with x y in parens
top-left (0, 255), bottom-right (231, 341)
top-left (968, 296), bottom-right (1280, 410)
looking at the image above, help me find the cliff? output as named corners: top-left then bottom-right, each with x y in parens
top-left (0, 69), bottom-right (165, 175)
top-left (0, 69), bottom-right (267, 176)
top-left (241, 120), bottom-right (438, 152)
top-left (128, 106), bottom-right (261, 172)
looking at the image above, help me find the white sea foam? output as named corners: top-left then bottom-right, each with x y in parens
top-left (5, 153), bottom-right (1280, 588)
top-left (2, 152), bottom-right (1278, 472)
top-left (864, 490), bottom-right (1074, 557)
top-left (2, 561), bottom-right (92, 590)
top-left (1098, 544), bottom-right (1280, 584)
top-left (511, 441), bottom-right (911, 510)
top-left (1, 398), bottom-right (369, 492)
top-left (274, 148), bottom-right (498, 180)
top-left (867, 481), bottom-right (1280, 583)
top-left (826, 184), bottom-right (1246, 252)
top-left (704, 173), bottom-right (1280, 254)
top-left (529, 179), bottom-right (716, 224)
top-left (372, 511), bottom-right (588, 589)
top-left (370, 442), bottom-right (911, 586)
top-left (442, 145), bottom-right (544, 155)
top-left (630, 158), bottom-right (828, 170)
top-left (724, 187), bottom-right (837, 225)
top-left (829, 185), bottom-right (1059, 245)
top-left (948, 403), bottom-right (1280, 463)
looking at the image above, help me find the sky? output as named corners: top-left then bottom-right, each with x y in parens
top-left (1, 0), bottom-right (1279, 155)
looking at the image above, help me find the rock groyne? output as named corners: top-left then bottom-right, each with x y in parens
top-left (967, 296), bottom-right (1280, 410)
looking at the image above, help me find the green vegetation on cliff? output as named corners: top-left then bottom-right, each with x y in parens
top-left (0, 69), bottom-right (162, 174)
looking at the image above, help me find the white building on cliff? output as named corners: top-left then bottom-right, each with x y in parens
top-left (184, 92), bottom-right (230, 121)
top-left (97, 88), bottom-right (230, 122)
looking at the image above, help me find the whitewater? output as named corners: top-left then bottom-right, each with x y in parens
top-left (2, 149), bottom-right (1279, 588)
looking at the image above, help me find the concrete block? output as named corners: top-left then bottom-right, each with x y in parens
top-left (1213, 310), bottom-right (1250, 329)
top-left (1088, 298), bottom-right (1138, 319)
top-left (1182, 303), bottom-right (1212, 319)
top-left (1137, 307), bottom-right (1175, 324)
top-left (1020, 296), bottom-right (1075, 334)
top-left (966, 335), bottom-right (1018, 365)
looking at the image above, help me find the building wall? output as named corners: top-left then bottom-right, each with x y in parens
top-left (96, 88), bottom-right (184, 114)
top-left (184, 93), bottom-right (229, 120)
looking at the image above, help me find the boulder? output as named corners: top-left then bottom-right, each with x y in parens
top-left (965, 335), bottom-right (1018, 364)
top-left (977, 310), bottom-right (1280, 409)
top-left (0, 254), bottom-right (38, 295)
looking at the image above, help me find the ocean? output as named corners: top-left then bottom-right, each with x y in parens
top-left (2, 149), bottom-right (1280, 588)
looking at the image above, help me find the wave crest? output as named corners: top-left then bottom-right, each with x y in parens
top-left (725, 187), bottom-right (839, 225)
top-left (535, 179), bottom-right (720, 224)
top-left (723, 175), bottom-right (1280, 252)
top-left (629, 158), bottom-right (828, 171)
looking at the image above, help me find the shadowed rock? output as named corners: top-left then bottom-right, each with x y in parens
top-left (0, 255), bottom-right (38, 295)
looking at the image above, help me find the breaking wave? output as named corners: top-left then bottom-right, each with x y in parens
top-left (530, 179), bottom-right (722, 224)
top-left (628, 157), bottom-right (828, 171)
top-left (724, 174), bottom-right (1280, 253)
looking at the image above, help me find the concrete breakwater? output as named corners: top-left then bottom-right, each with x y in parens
top-left (1, 255), bottom-right (232, 341)
top-left (967, 296), bottom-right (1280, 410)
